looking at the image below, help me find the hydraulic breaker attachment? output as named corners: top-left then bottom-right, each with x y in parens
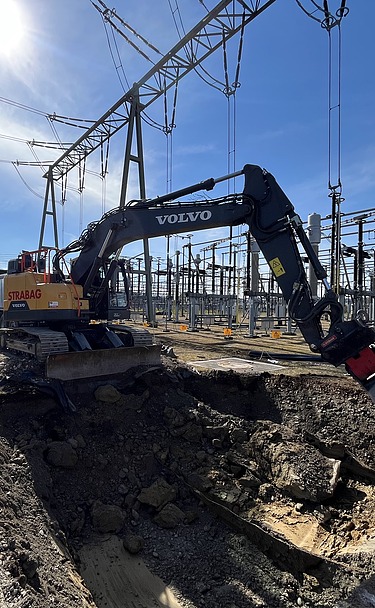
top-left (317, 319), bottom-right (375, 402)
top-left (345, 346), bottom-right (375, 401)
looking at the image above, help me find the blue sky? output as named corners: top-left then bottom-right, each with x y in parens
top-left (0, 0), bottom-right (374, 271)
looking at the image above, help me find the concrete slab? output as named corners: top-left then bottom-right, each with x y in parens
top-left (187, 357), bottom-right (283, 373)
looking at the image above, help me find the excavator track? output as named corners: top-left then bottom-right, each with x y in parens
top-left (109, 325), bottom-right (154, 347)
top-left (2, 327), bottom-right (69, 363)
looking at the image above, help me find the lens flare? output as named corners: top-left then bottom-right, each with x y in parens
top-left (0, 0), bottom-right (25, 56)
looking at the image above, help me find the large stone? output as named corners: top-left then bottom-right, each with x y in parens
top-left (137, 478), bottom-right (177, 509)
top-left (91, 501), bottom-right (125, 533)
top-left (123, 533), bottom-right (144, 554)
top-left (230, 428), bottom-right (249, 444)
top-left (237, 473), bottom-right (262, 489)
top-left (153, 503), bottom-right (185, 528)
top-left (209, 486), bottom-right (243, 508)
top-left (249, 423), bottom-right (341, 502)
top-left (94, 385), bottom-right (122, 403)
top-left (187, 472), bottom-right (214, 493)
top-left (45, 441), bottom-right (78, 468)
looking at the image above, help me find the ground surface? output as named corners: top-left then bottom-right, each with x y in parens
top-left (1, 324), bottom-right (375, 607)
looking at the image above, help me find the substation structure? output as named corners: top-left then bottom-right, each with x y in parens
top-left (119, 208), bottom-right (375, 335)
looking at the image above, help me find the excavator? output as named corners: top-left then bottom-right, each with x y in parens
top-left (1, 164), bottom-right (375, 400)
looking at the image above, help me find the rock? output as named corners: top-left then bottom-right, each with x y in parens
top-left (185, 509), bottom-right (199, 524)
top-left (70, 511), bottom-right (85, 535)
top-left (249, 423), bottom-right (341, 502)
top-left (137, 478), bottom-right (177, 509)
top-left (187, 472), bottom-right (214, 492)
top-left (45, 441), bottom-right (78, 468)
top-left (153, 503), bottom-right (185, 528)
top-left (204, 425), bottom-right (228, 440)
top-left (257, 483), bottom-right (276, 502)
top-left (196, 450), bottom-right (206, 463)
top-left (209, 486), bottom-right (243, 508)
top-left (20, 553), bottom-right (39, 580)
top-left (123, 533), bottom-right (144, 554)
top-left (94, 384), bottom-right (122, 403)
top-left (182, 422), bottom-right (203, 443)
top-left (123, 493), bottom-right (137, 509)
top-left (161, 345), bottom-right (177, 359)
top-left (75, 434), bottom-right (87, 448)
top-left (237, 473), bottom-right (261, 489)
top-left (91, 501), bottom-right (125, 533)
top-left (123, 390), bottom-right (150, 410)
top-left (230, 428), bottom-right (248, 444)
top-left (164, 406), bottom-right (187, 428)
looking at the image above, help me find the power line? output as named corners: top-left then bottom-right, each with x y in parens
top-left (0, 133), bottom-right (72, 148)
top-left (12, 163), bottom-right (44, 199)
top-left (0, 96), bottom-right (48, 116)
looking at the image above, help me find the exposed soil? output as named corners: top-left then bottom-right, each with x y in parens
top-left (1, 327), bottom-right (375, 608)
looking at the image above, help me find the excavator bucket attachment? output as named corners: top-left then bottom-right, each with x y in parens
top-left (46, 344), bottom-right (162, 381)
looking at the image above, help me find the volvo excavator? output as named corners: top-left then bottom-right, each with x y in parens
top-left (1, 164), bottom-right (375, 400)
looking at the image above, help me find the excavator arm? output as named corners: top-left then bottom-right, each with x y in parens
top-left (242, 165), bottom-right (375, 401)
top-left (54, 164), bottom-right (375, 398)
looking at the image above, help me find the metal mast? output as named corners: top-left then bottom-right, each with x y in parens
top-left (39, 0), bottom-right (277, 249)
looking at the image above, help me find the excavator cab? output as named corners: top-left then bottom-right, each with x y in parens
top-left (8, 248), bottom-right (57, 278)
top-left (107, 259), bottom-right (131, 321)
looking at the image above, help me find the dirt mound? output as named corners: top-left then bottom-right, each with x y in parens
top-left (1, 352), bottom-right (375, 607)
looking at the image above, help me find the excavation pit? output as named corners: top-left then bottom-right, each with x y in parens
top-left (1, 352), bottom-right (375, 607)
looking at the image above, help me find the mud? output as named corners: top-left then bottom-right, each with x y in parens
top-left (1, 346), bottom-right (375, 607)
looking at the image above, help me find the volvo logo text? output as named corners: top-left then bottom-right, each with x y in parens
top-left (155, 210), bottom-right (212, 225)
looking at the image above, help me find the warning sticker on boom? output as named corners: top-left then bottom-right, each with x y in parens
top-left (269, 257), bottom-right (286, 277)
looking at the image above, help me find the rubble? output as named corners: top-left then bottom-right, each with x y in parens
top-left (248, 422), bottom-right (341, 501)
top-left (1, 348), bottom-right (375, 607)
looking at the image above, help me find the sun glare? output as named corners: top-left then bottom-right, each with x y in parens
top-left (0, 0), bottom-right (25, 56)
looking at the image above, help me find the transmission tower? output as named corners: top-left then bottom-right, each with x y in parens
top-left (39, 0), bottom-right (276, 246)
top-left (39, 0), bottom-right (277, 322)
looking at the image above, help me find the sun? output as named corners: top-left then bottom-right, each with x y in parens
top-left (0, 0), bottom-right (25, 56)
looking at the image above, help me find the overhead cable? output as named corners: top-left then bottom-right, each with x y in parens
top-left (12, 163), bottom-right (44, 199)
top-left (91, 0), bottom-right (161, 63)
top-left (0, 96), bottom-right (47, 116)
top-left (0, 133), bottom-right (72, 149)
top-left (95, 0), bottom-right (162, 56)
top-left (168, 0), bottom-right (186, 40)
top-left (102, 16), bottom-right (129, 91)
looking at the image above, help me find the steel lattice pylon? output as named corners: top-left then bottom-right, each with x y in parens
top-left (39, 0), bottom-right (277, 250)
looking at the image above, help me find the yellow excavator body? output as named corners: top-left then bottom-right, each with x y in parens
top-left (3, 272), bottom-right (89, 318)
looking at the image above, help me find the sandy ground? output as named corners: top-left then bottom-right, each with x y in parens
top-left (79, 536), bottom-right (184, 608)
